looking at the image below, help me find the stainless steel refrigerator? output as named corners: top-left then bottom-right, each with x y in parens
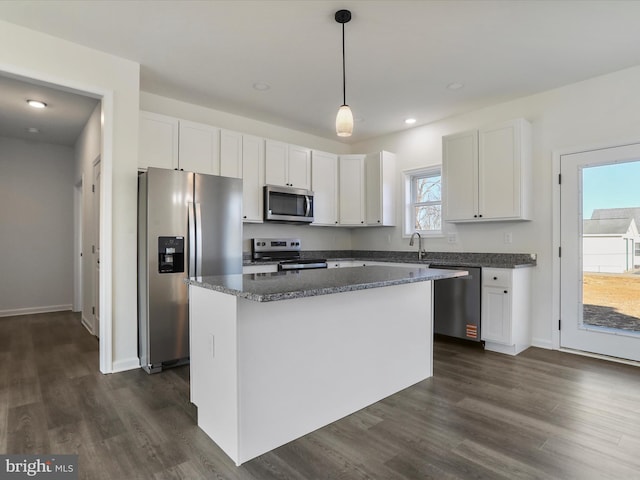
top-left (138, 167), bottom-right (243, 373)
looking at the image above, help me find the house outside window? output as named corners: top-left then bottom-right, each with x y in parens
top-left (404, 166), bottom-right (442, 236)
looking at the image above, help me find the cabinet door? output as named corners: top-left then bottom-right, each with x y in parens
top-left (139, 111), bottom-right (179, 170)
top-left (479, 121), bottom-right (518, 220)
top-left (482, 285), bottom-right (512, 344)
top-left (242, 135), bottom-right (265, 222)
top-left (365, 151), bottom-right (396, 226)
top-left (265, 140), bottom-right (288, 186)
top-left (339, 155), bottom-right (366, 225)
top-left (442, 130), bottom-right (478, 221)
top-left (311, 150), bottom-right (338, 226)
top-left (178, 120), bottom-right (219, 175)
top-left (220, 130), bottom-right (243, 179)
top-left (288, 145), bottom-right (312, 189)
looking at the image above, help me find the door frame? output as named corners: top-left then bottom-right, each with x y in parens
top-left (0, 66), bottom-right (114, 374)
top-left (552, 136), bottom-right (640, 352)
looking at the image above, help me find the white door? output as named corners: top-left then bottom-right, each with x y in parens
top-left (93, 158), bottom-right (101, 337)
top-left (560, 143), bottom-right (640, 361)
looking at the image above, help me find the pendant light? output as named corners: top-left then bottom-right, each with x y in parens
top-left (335, 9), bottom-right (353, 137)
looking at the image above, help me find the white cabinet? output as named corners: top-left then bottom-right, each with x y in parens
top-left (481, 267), bottom-right (532, 355)
top-left (241, 135), bottom-right (265, 223)
top-left (365, 151), bottom-right (396, 226)
top-left (178, 120), bottom-right (220, 175)
top-left (338, 152), bottom-right (396, 227)
top-left (443, 118), bottom-right (532, 222)
top-left (338, 154), bottom-right (366, 226)
top-left (311, 150), bottom-right (339, 226)
top-left (265, 140), bottom-right (311, 189)
top-left (139, 112), bottom-right (220, 175)
top-left (139, 111), bottom-right (179, 170)
top-left (220, 129), bottom-right (243, 179)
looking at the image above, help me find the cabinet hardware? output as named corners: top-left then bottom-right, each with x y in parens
top-left (504, 290), bottom-right (508, 294)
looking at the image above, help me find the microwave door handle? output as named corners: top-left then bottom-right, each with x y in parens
top-left (305, 196), bottom-right (311, 217)
top-left (188, 202), bottom-right (196, 276)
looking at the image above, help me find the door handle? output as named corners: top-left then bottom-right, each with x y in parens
top-left (188, 202), bottom-right (196, 276)
top-left (195, 203), bottom-right (203, 277)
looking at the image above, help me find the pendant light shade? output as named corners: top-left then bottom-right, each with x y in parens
top-left (336, 105), bottom-right (353, 137)
top-left (335, 9), bottom-right (353, 137)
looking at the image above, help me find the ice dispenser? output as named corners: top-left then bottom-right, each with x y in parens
top-left (158, 236), bottom-right (185, 273)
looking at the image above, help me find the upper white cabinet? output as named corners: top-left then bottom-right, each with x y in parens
top-left (338, 152), bottom-right (397, 227)
top-left (139, 111), bottom-right (179, 170)
top-left (338, 154), bottom-right (366, 226)
top-left (241, 135), bottom-right (265, 223)
top-left (178, 120), bottom-right (220, 175)
top-left (365, 151), bottom-right (396, 226)
top-left (265, 140), bottom-right (311, 189)
top-left (311, 150), bottom-right (339, 226)
top-left (139, 112), bottom-right (220, 175)
top-left (443, 118), bottom-right (532, 222)
top-left (220, 129), bottom-right (243, 179)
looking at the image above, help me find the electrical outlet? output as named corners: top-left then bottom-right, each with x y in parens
top-left (504, 232), bottom-right (513, 244)
top-left (447, 234), bottom-right (457, 244)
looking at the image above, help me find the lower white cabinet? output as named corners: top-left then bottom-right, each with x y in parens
top-left (481, 267), bottom-right (532, 355)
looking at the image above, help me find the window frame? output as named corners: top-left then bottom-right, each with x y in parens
top-left (403, 166), bottom-right (443, 237)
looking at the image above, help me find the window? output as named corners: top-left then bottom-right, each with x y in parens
top-left (404, 167), bottom-right (442, 235)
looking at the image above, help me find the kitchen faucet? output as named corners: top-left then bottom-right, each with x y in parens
top-left (409, 232), bottom-right (426, 260)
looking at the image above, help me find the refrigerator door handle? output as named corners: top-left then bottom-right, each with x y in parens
top-left (188, 202), bottom-right (196, 276)
top-left (195, 202), bottom-right (203, 277)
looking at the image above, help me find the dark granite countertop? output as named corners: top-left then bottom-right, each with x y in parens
top-left (187, 265), bottom-right (466, 302)
top-left (243, 250), bottom-right (537, 269)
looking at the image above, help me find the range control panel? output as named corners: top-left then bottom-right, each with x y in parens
top-left (252, 238), bottom-right (301, 261)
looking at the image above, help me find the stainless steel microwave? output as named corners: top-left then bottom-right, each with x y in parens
top-left (264, 185), bottom-right (314, 223)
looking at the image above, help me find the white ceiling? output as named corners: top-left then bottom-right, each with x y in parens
top-left (1, 0), bottom-right (640, 145)
top-left (0, 74), bottom-right (99, 146)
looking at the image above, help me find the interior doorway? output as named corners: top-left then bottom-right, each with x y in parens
top-left (0, 70), bottom-right (108, 369)
top-left (559, 143), bottom-right (640, 361)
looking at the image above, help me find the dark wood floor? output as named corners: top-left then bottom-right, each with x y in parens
top-left (2, 312), bottom-right (640, 479)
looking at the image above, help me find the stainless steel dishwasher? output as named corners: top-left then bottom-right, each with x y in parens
top-left (432, 265), bottom-right (482, 342)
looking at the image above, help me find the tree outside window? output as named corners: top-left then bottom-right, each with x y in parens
top-left (405, 167), bottom-right (441, 234)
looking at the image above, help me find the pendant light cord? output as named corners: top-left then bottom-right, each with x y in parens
top-left (342, 22), bottom-right (346, 106)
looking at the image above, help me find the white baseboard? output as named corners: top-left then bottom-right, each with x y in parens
top-left (111, 357), bottom-right (141, 373)
top-left (0, 304), bottom-right (72, 318)
top-left (531, 337), bottom-right (553, 349)
top-left (81, 314), bottom-right (95, 335)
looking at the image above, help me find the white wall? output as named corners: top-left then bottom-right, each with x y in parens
top-left (140, 92), bottom-right (351, 155)
top-left (0, 19), bottom-right (140, 372)
top-left (583, 236), bottom-right (634, 273)
top-left (0, 136), bottom-right (74, 315)
top-left (350, 65), bottom-right (640, 349)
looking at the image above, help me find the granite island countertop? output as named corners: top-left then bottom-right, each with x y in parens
top-left (187, 265), bottom-right (466, 302)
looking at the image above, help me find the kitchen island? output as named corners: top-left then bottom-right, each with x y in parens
top-left (187, 265), bottom-right (466, 465)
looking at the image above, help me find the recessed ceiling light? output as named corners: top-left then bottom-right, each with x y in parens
top-left (252, 82), bottom-right (270, 91)
top-left (446, 82), bottom-right (464, 91)
top-left (27, 99), bottom-right (47, 108)
top-left (404, 118), bottom-right (417, 125)
top-left (26, 127), bottom-right (40, 133)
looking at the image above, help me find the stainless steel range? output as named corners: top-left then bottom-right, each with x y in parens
top-left (251, 238), bottom-right (328, 271)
